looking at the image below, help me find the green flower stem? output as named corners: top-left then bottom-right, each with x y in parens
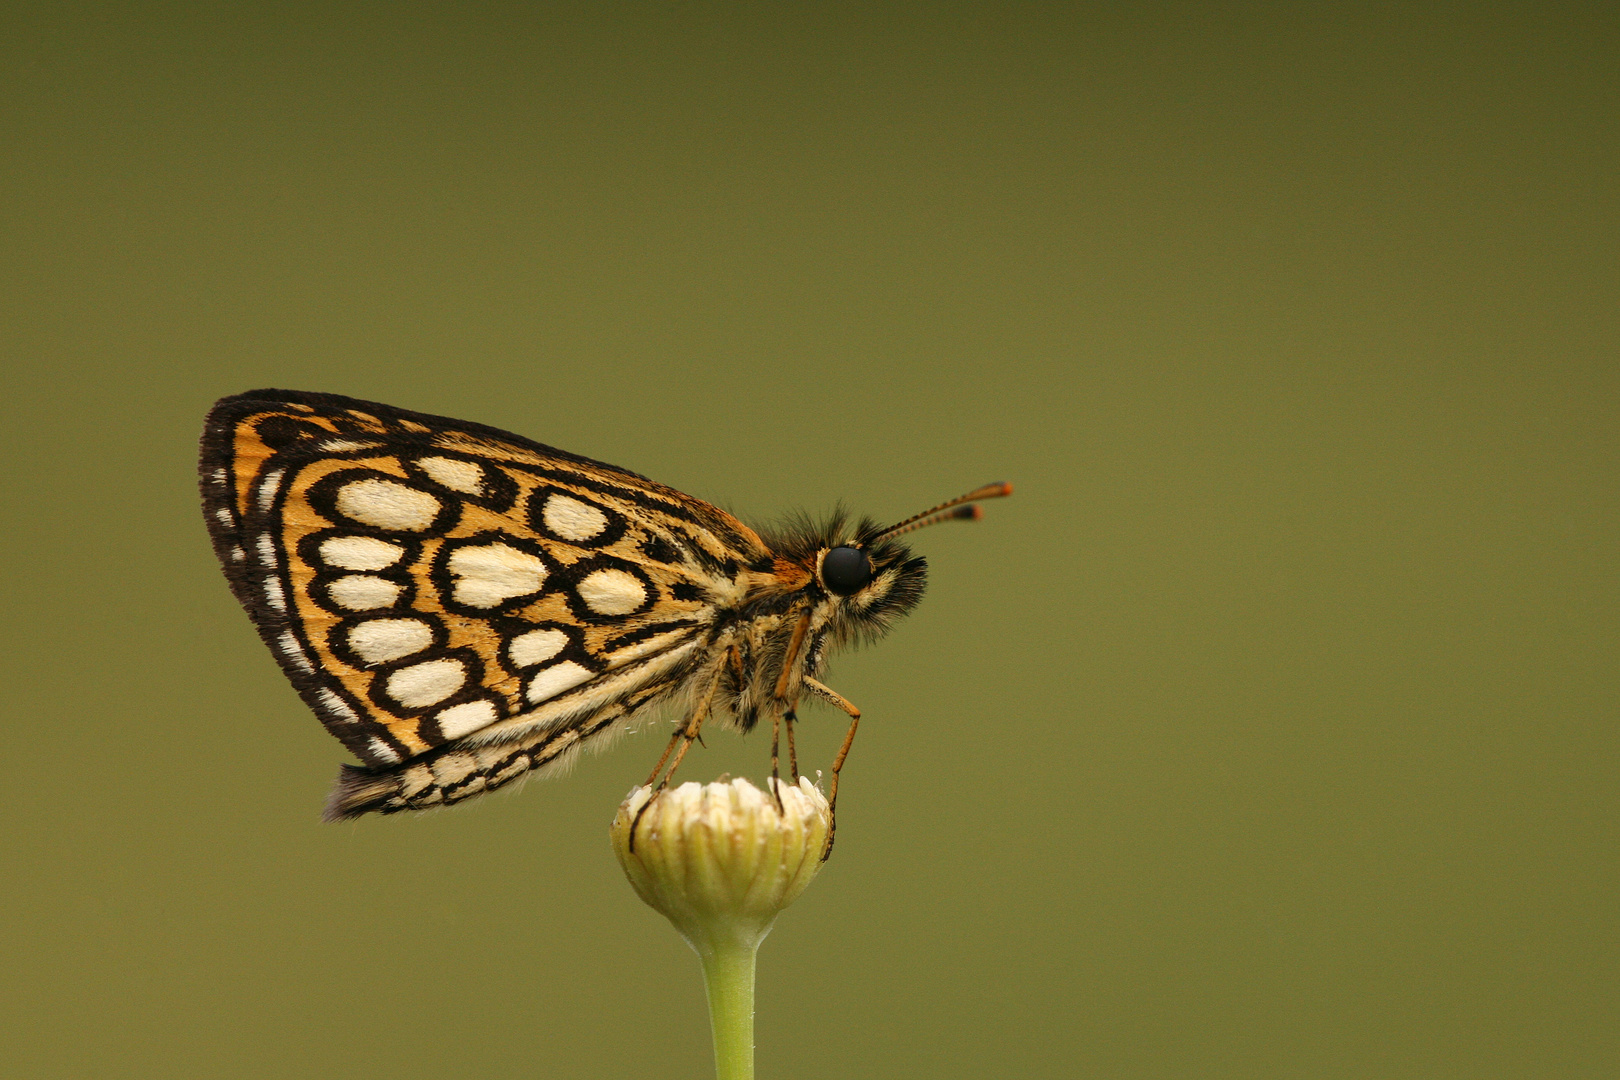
top-left (699, 938), bottom-right (758, 1080)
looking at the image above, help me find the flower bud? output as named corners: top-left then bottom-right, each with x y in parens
top-left (611, 776), bottom-right (830, 954)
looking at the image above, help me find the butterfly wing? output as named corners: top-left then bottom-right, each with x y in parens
top-left (199, 389), bottom-right (772, 774)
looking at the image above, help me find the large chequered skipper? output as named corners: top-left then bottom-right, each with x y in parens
top-left (200, 390), bottom-right (1010, 833)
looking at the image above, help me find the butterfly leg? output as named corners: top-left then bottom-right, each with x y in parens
top-left (768, 612), bottom-right (812, 810)
top-left (642, 726), bottom-right (686, 790)
top-left (630, 672), bottom-right (722, 852)
top-left (784, 708), bottom-right (800, 781)
top-left (657, 714), bottom-right (706, 789)
top-left (769, 710), bottom-right (785, 812)
top-left (804, 676), bottom-right (861, 860)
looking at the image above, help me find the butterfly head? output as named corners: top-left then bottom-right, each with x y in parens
top-left (795, 481), bottom-right (1013, 642)
top-left (810, 531), bottom-right (926, 632)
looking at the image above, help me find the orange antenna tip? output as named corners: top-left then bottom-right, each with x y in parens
top-left (955, 481), bottom-right (1013, 503)
top-left (870, 481), bottom-right (1012, 543)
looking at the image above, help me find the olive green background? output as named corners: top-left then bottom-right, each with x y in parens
top-left (3, 4), bottom-right (1614, 1078)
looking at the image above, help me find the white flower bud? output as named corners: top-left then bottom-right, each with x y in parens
top-left (611, 776), bottom-right (830, 954)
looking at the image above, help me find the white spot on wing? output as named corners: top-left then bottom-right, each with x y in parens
top-left (334, 479), bottom-right (442, 531)
top-left (277, 630), bottom-right (314, 673)
top-left (319, 439), bottom-right (382, 452)
top-left (316, 688), bottom-right (360, 723)
top-left (417, 456), bottom-right (484, 494)
top-left (257, 468), bottom-right (284, 512)
top-left (387, 658), bottom-right (466, 708)
top-left (429, 751), bottom-right (478, 786)
top-left (319, 535), bottom-right (406, 571)
top-left (256, 533), bottom-right (279, 566)
top-left (446, 543), bottom-right (547, 608)
top-left (263, 577), bottom-right (286, 612)
top-left (365, 737), bottom-right (401, 764)
top-left (399, 763), bottom-right (434, 798)
top-left (577, 568), bottom-right (646, 615)
top-left (526, 661), bottom-right (594, 704)
top-left (542, 493), bottom-right (609, 541)
top-left (346, 618), bottom-right (434, 664)
top-left (436, 700), bottom-right (499, 739)
top-left (508, 628), bottom-right (569, 668)
top-left (328, 575), bottom-right (403, 610)
top-left (229, 545), bottom-right (245, 562)
top-left (214, 507), bottom-right (234, 527)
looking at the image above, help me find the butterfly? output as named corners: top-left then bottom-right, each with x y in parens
top-left (199, 389), bottom-right (1010, 835)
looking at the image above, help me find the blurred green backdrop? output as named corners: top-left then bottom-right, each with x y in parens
top-left (3, 3), bottom-right (1614, 1078)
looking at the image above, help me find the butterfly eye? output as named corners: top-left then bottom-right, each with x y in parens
top-left (820, 546), bottom-right (873, 595)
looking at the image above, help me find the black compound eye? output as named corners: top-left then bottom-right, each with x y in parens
top-left (821, 546), bottom-right (873, 595)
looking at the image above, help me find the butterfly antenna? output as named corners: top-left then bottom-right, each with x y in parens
top-left (869, 481), bottom-right (1013, 543)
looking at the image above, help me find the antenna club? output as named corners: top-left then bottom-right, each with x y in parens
top-left (868, 479), bottom-right (1015, 542)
